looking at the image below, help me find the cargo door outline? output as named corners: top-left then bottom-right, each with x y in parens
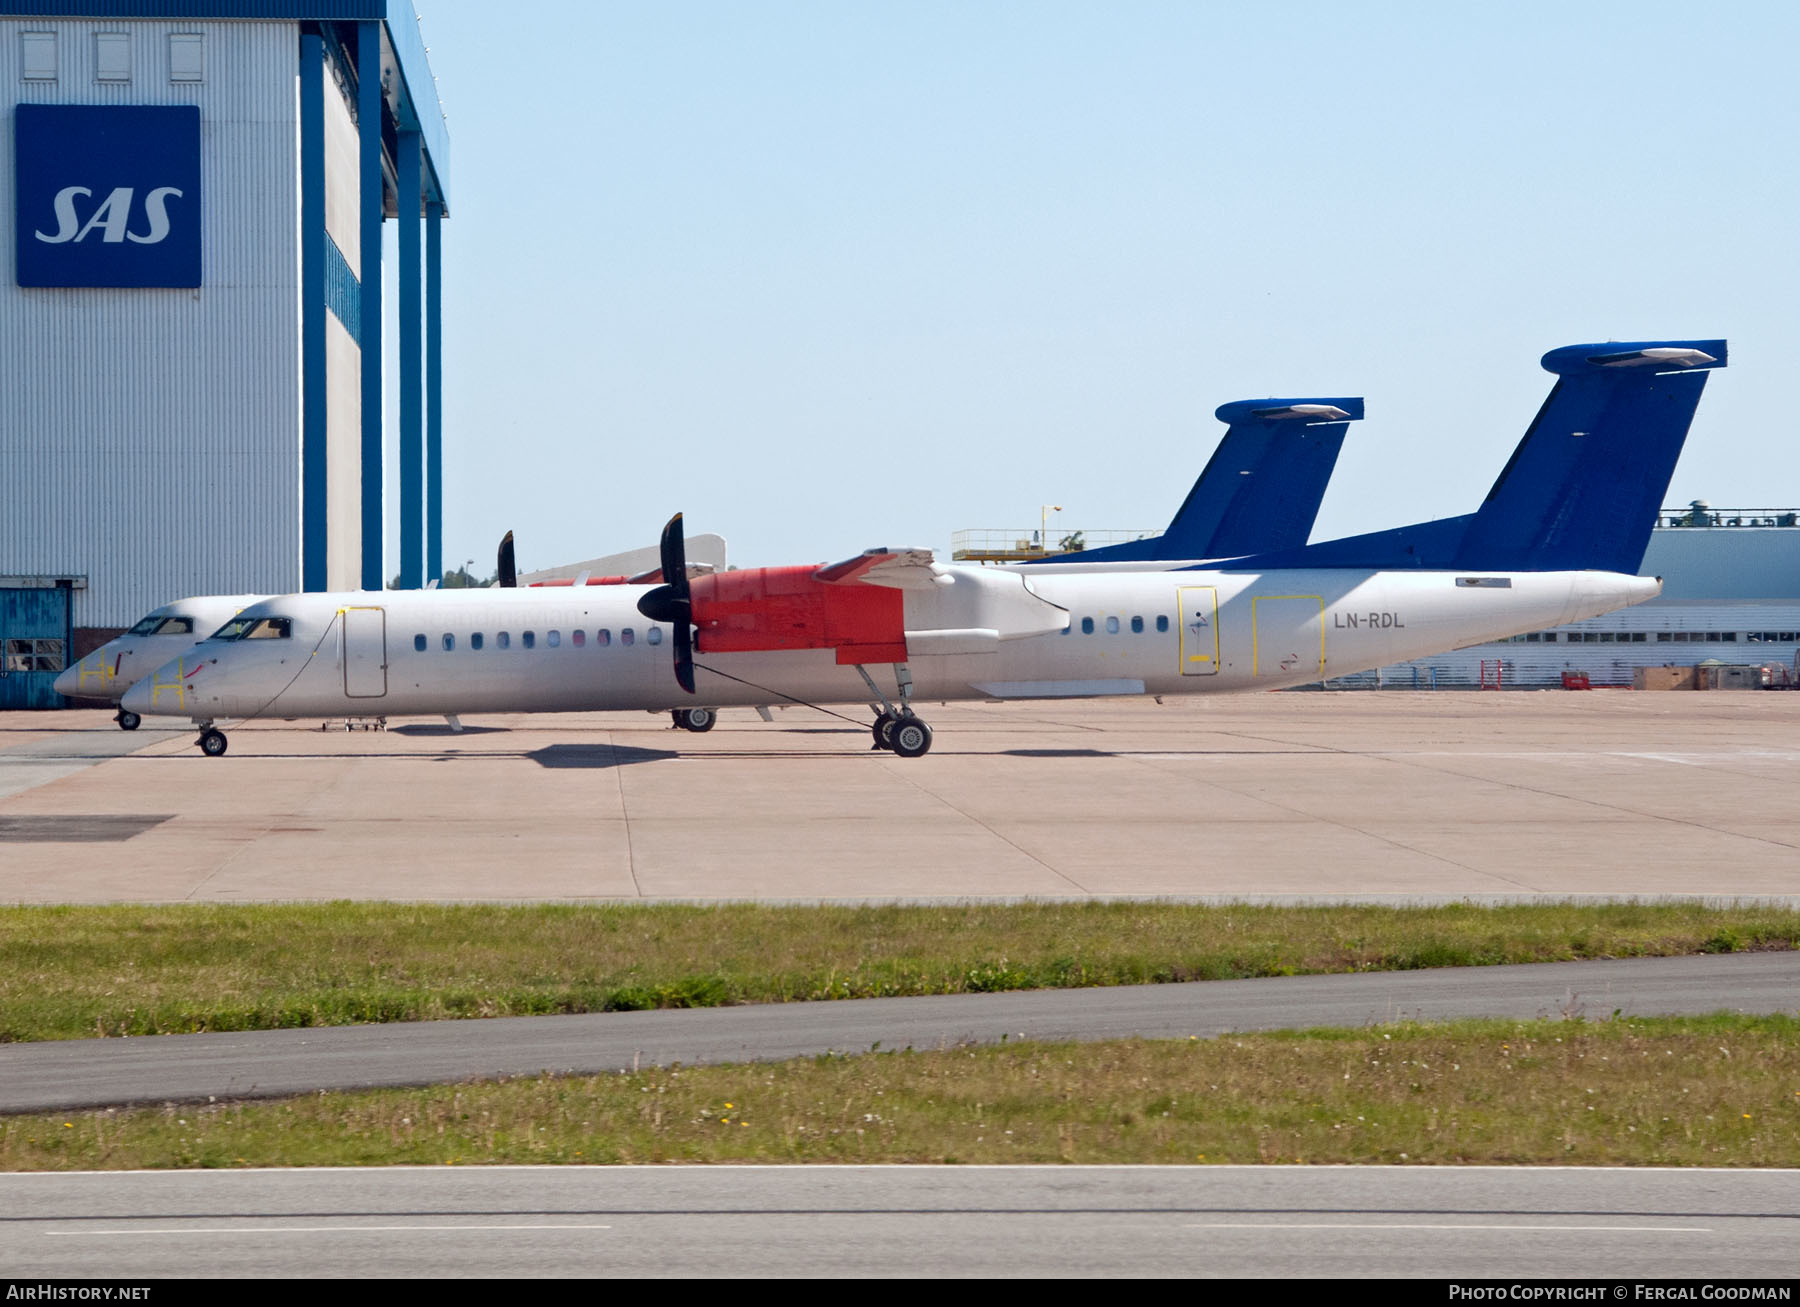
top-left (1252, 594), bottom-right (1325, 677)
top-left (1177, 585), bottom-right (1219, 676)
top-left (342, 606), bottom-right (388, 698)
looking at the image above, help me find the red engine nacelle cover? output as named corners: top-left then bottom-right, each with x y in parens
top-left (691, 566), bottom-right (907, 665)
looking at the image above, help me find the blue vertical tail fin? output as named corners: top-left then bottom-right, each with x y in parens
top-left (1451, 341), bottom-right (1726, 573)
top-left (1043, 398), bottom-right (1361, 564)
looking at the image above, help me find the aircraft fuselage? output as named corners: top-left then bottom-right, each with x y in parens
top-left (125, 566), bottom-right (1658, 724)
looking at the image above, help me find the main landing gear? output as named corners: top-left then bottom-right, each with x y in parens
top-left (859, 663), bottom-right (933, 758)
top-left (671, 707), bottom-right (716, 732)
top-left (114, 709), bottom-right (141, 732)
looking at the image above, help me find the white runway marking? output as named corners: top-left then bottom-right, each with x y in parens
top-left (1183, 1223), bottom-right (1711, 1233)
top-left (46, 1223), bottom-right (615, 1235)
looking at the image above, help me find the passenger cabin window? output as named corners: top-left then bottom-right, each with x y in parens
top-left (1105, 616), bottom-right (1120, 635)
top-left (572, 630), bottom-right (586, 648)
top-left (414, 634), bottom-right (427, 652)
top-left (647, 627), bottom-right (663, 646)
top-left (1130, 616), bottom-right (1144, 634)
top-left (547, 630), bottom-right (561, 648)
top-left (622, 628), bottom-right (635, 646)
top-left (497, 631), bottom-right (511, 650)
top-left (523, 631), bottom-right (536, 650)
top-left (442, 633), bottom-right (455, 651)
top-left (1081, 617), bottom-right (1094, 635)
top-left (1156, 616), bottom-right (1169, 633)
top-left (471, 632), bottom-right (485, 651)
top-left (596, 629), bottom-right (611, 647)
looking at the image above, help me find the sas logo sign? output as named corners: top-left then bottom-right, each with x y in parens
top-left (14, 104), bottom-right (201, 288)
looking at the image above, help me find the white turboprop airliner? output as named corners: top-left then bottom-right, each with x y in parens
top-left (54, 595), bottom-right (267, 730)
top-left (53, 536), bottom-right (731, 729)
top-left (125, 339), bottom-right (1725, 759)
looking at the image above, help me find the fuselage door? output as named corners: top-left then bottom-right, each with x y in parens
top-left (1177, 585), bottom-right (1219, 676)
top-left (342, 606), bottom-right (388, 698)
top-left (1252, 594), bottom-right (1325, 678)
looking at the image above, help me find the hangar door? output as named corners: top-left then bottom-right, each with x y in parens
top-left (342, 606), bottom-right (388, 698)
top-left (0, 584), bottom-right (70, 709)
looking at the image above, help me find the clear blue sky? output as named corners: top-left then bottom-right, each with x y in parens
top-left (402, 0), bottom-right (1798, 575)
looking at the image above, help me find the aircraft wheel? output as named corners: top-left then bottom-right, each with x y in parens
top-left (890, 718), bottom-right (933, 759)
top-left (676, 707), bottom-right (716, 733)
top-left (871, 712), bottom-right (899, 751)
top-left (116, 710), bottom-right (141, 732)
top-left (197, 728), bottom-right (228, 758)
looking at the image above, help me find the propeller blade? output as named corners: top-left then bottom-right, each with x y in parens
top-left (635, 513), bottom-right (696, 694)
top-left (660, 511), bottom-right (688, 588)
top-left (497, 532), bottom-right (517, 588)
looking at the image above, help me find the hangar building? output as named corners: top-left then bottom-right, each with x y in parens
top-left (1, 2), bottom-right (449, 708)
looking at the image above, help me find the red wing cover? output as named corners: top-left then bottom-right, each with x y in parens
top-left (691, 565), bottom-right (907, 665)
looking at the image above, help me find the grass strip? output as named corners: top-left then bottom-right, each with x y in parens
top-left (3, 1015), bottom-right (1796, 1170)
top-left (2, 900), bottom-right (1795, 1043)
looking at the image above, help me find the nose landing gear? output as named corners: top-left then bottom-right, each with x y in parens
top-left (195, 723), bottom-right (228, 757)
top-left (671, 707), bottom-right (717, 732)
top-left (115, 709), bottom-right (141, 732)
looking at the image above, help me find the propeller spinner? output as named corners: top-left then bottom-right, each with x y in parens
top-left (636, 513), bottom-right (696, 694)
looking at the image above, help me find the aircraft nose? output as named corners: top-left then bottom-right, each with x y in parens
top-left (119, 677), bottom-right (155, 716)
top-left (52, 664), bottom-right (81, 697)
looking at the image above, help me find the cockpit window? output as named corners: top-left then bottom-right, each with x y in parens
top-left (131, 615), bottom-right (195, 636)
top-left (213, 617), bottom-right (292, 641)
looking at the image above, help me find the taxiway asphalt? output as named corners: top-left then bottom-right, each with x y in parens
top-left (1, 952), bottom-right (1794, 1114)
top-left (3, 693), bottom-right (1800, 903)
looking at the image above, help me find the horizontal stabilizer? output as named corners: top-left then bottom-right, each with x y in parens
top-left (1214, 397), bottom-right (1365, 424)
top-left (1548, 343), bottom-right (1725, 373)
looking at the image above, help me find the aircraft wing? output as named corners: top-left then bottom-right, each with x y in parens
top-left (519, 533), bottom-right (729, 585)
top-left (814, 548), bottom-right (946, 590)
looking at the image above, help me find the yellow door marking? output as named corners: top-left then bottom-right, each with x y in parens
top-left (1177, 585), bottom-right (1219, 676)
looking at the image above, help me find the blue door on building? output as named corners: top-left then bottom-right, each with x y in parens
top-left (0, 586), bottom-right (71, 709)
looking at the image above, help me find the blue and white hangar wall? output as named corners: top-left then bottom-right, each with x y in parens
top-left (0, 2), bottom-right (448, 708)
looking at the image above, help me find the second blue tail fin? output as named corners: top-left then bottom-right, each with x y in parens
top-left (1043, 398), bottom-right (1361, 564)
